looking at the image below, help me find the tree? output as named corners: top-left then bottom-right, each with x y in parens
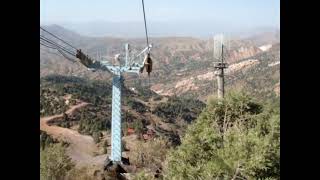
top-left (63, 113), bottom-right (68, 121)
top-left (40, 143), bottom-right (74, 180)
top-left (164, 92), bottom-right (280, 179)
top-left (40, 131), bottom-right (56, 150)
top-left (92, 131), bottom-right (102, 143)
top-left (133, 120), bottom-right (144, 135)
top-left (103, 139), bottom-right (108, 154)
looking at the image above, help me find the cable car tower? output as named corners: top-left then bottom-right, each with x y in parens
top-left (40, 0), bottom-right (153, 174)
top-left (213, 34), bottom-right (229, 99)
top-left (75, 43), bottom-right (152, 169)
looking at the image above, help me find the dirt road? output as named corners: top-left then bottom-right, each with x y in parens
top-left (40, 102), bottom-right (108, 169)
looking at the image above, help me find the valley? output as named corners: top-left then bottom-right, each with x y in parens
top-left (40, 25), bottom-right (280, 179)
top-left (41, 25), bottom-right (280, 102)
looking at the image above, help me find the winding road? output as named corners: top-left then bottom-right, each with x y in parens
top-left (40, 102), bottom-right (107, 169)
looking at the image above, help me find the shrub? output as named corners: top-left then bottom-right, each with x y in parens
top-left (92, 131), bottom-right (102, 143)
top-left (154, 96), bottom-right (205, 124)
top-left (164, 92), bottom-right (280, 179)
top-left (131, 138), bottom-right (169, 173)
top-left (40, 143), bottom-right (74, 180)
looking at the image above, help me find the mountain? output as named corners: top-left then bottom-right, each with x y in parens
top-left (51, 22), bottom-right (279, 38)
top-left (243, 30), bottom-right (280, 46)
top-left (40, 25), bottom-right (279, 178)
top-left (40, 25), bottom-right (280, 101)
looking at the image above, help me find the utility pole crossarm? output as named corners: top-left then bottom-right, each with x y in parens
top-left (78, 44), bottom-right (152, 76)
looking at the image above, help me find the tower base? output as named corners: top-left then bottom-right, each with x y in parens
top-left (104, 156), bottom-right (130, 172)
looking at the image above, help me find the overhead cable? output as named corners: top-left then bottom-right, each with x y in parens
top-left (40, 26), bottom-right (77, 50)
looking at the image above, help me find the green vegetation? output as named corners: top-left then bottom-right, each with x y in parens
top-left (41, 75), bottom-right (113, 138)
top-left (40, 131), bottom-right (57, 150)
top-left (41, 75), bottom-right (112, 105)
top-left (122, 117), bottom-right (147, 136)
top-left (133, 170), bottom-right (156, 180)
top-left (154, 96), bottom-right (205, 123)
top-left (40, 131), bottom-right (72, 180)
top-left (127, 98), bottom-right (148, 113)
top-left (40, 75), bottom-right (280, 179)
top-left (40, 75), bottom-right (209, 140)
top-left (65, 167), bottom-right (97, 180)
top-left (77, 105), bottom-right (111, 136)
top-left (132, 138), bottom-right (170, 175)
top-left (40, 30), bottom-right (280, 179)
top-left (132, 119), bottom-right (146, 135)
top-left (92, 131), bottom-right (103, 143)
top-left (225, 50), bottom-right (280, 102)
top-left (40, 143), bottom-right (74, 180)
top-left (164, 92), bottom-right (280, 179)
top-left (40, 88), bottom-right (68, 116)
top-left (128, 82), bottom-right (161, 101)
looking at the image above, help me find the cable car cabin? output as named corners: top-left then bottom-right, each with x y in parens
top-left (140, 53), bottom-right (152, 75)
top-left (76, 49), bottom-right (94, 67)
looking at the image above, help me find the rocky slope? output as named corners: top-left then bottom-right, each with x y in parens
top-left (40, 25), bottom-right (280, 101)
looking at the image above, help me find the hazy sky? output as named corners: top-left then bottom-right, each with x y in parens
top-left (40, 0), bottom-right (280, 29)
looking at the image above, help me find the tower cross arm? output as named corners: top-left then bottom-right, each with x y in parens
top-left (86, 60), bottom-right (114, 74)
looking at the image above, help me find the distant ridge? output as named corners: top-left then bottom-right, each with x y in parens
top-left (41, 21), bottom-right (279, 39)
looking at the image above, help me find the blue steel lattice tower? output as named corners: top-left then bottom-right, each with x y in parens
top-left (110, 73), bottom-right (122, 162)
top-left (75, 42), bottom-right (152, 170)
top-left (101, 43), bottom-right (152, 164)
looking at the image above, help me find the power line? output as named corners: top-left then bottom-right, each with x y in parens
top-left (40, 42), bottom-right (57, 49)
top-left (39, 32), bottom-right (98, 65)
top-left (40, 36), bottom-right (76, 56)
top-left (57, 49), bottom-right (77, 62)
top-left (40, 26), bottom-right (77, 50)
top-left (40, 42), bottom-right (77, 63)
top-left (40, 35), bottom-right (72, 52)
top-left (40, 43), bottom-right (77, 63)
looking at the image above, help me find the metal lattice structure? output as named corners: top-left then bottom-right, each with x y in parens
top-left (73, 42), bottom-right (152, 163)
top-left (110, 75), bottom-right (122, 162)
top-left (97, 43), bottom-right (152, 163)
top-left (40, 1), bottom-right (152, 172)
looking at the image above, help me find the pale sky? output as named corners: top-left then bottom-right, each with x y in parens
top-left (40, 0), bottom-right (280, 29)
